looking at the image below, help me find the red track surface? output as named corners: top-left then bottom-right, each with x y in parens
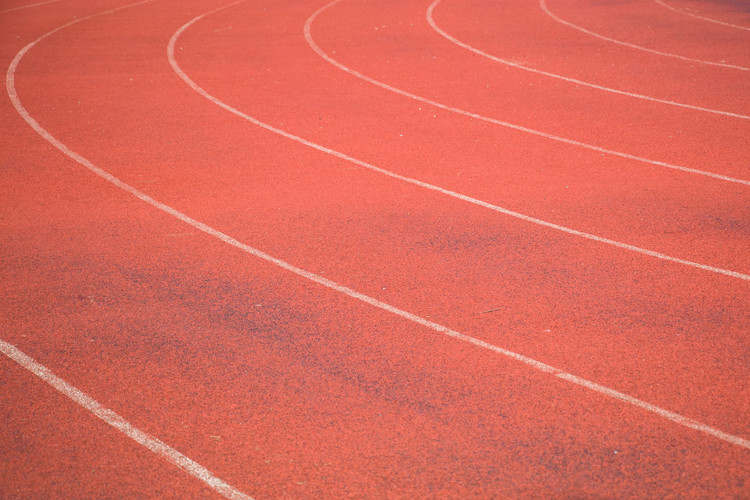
top-left (1, 0), bottom-right (748, 497)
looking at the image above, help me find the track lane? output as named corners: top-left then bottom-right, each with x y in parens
top-left (424, 0), bottom-right (750, 120)
top-left (3, 0), bottom-right (749, 496)
top-left (427, 0), bottom-right (750, 119)
top-left (654, 0), bottom-right (750, 31)
top-left (434, 0), bottom-right (750, 118)
top-left (541, 0), bottom-right (750, 71)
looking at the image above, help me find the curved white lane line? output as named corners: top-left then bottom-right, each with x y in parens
top-left (8, 0), bottom-right (750, 452)
top-left (304, 1), bottom-right (749, 187)
top-left (171, 1), bottom-right (750, 280)
top-left (540, 0), bottom-right (749, 71)
top-left (427, 0), bottom-right (750, 120)
top-left (5, 3), bottom-right (252, 499)
top-left (0, 340), bottom-right (252, 500)
top-left (0, 0), bottom-right (60, 14)
top-left (654, 0), bottom-right (750, 32)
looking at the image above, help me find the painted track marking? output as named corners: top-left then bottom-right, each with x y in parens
top-left (654, 0), bottom-right (750, 32)
top-left (8, 0), bottom-right (750, 452)
top-left (540, 0), bottom-right (749, 71)
top-left (304, 0), bottom-right (749, 186)
top-left (0, 0), bottom-right (60, 15)
top-left (427, 0), bottom-right (750, 120)
top-left (0, 339), bottom-right (252, 500)
top-left (4, 2), bottom-right (253, 498)
top-left (170, 0), bottom-right (750, 280)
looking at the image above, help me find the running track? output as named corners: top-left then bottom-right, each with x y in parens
top-left (1, 0), bottom-right (748, 497)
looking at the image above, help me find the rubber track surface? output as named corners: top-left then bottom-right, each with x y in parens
top-left (1, 0), bottom-right (748, 497)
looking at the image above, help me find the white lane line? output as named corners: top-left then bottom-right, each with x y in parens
top-left (540, 0), bottom-right (749, 71)
top-left (4, 3), bottom-right (253, 499)
top-left (427, 0), bottom-right (750, 120)
top-left (304, 1), bottom-right (749, 186)
top-left (9, 0), bottom-right (750, 461)
top-left (172, 1), bottom-right (750, 281)
top-left (0, 0), bottom-right (60, 14)
top-left (0, 340), bottom-right (252, 500)
top-left (654, 0), bottom-right (750, 32)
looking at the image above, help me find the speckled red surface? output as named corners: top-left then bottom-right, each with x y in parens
top-left (1, 0), bottom-right (748, 497)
